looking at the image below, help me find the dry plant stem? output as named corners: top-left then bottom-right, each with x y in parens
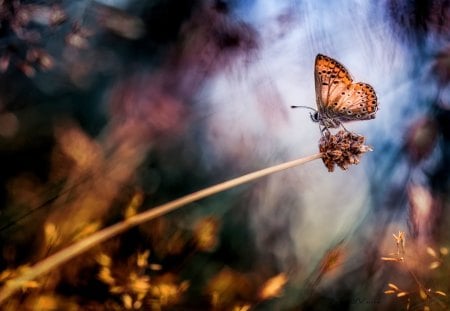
top-left (406, 264), bottom-right (447, 309)
top-left (0, 152), bottom-right (322, 304)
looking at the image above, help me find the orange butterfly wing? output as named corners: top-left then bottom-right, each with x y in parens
top-left (314, 54), bottom-right (378, 124)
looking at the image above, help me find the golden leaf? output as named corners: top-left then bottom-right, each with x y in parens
top-left (110, 286), bottom-right (124, 294)
top-left (384, 290), bottom-right (396, 294)
top-left (419, 289), bottom-right (427, 300)
top-left (124, 191), bottom-right (144, 219)
top-left (150, 264), bottom-right (163, 271)
top-left (179, 281), bottom-right (190, 292)
top-left (435, 290), bottom-right (447, 296)
top-left (96, 253), bottom-right (112, 267)
top-left (23, 280), bottom-right (40, 290)
top-left (35, 295), bottom-right (58, 310)
top-left (44, 222), bottom-right (60, 246)
top-left (429, 261), bottom-right (441, 269)
top-left (17, 265), bottom-right (31, 275)
top-left (233, 304), bottom-right (252, 311)
top-left (98, 267), bottom-right (115, 285)
top-left (388, 283), bottom-right (399, 291)
top-left (194, 217), bottom-right (220, 252)
top-left (137, 292), bottom-right (146, 302)
top-left (440, 247), bottom-right (448, 256)
top-left (0, 269), bottom-right (14, 282)
top-left (397, 292), bottom-right (408, 297)
top-left (426, 247), bottom-right (437, 258)
top-left (381, 257), bottom-right (401, 261)
top-left (150, 276), bottom-right (189, 306)
top-left (153, 284), bottom-right (178, 305)
top-left (207, 268), bottom-right (251, 306)
top-left (137, 250), bottom-right (150, 268)
top-left (72, 222), bottom-right (101, 241)
top-left (258, 273), bottom-right (288, 300)
top-left (122, 294), bottom-right (133, 309)
top-left (130, 276), bottom-right (150, 295)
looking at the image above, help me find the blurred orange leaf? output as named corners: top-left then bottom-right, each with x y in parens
top-left (194, 217), bottom-right (220, 252)
top-left (429, 261), bottom-right (441, 270)
top-left (124, 191), bottom-right (144, 219)
top-left (419, 289), bottom-right (427, 300)
top-left (388, 283), bottom-right (399, 291)
top-left (426, 247), bottom-right (437, 258)
top-left (381, 257), bottom-right (401, 262)
top-left (122, 293), bottom-right (132, 309)
top-left (136, 250), bottom-right (150, 268)
top-left (258, 273), bottom-right (288, 300)
top-left (435, 290), bottom-right (447, 296)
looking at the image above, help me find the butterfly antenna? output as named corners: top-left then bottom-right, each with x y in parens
top-left (290, 105), bottom-right (317, 112)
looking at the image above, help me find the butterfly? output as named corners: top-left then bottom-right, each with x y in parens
top-left (292, 54), bottom-right (378, 130)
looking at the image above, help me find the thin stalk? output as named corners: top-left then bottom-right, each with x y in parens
top-left (0, 152), bottom-right (322, 304)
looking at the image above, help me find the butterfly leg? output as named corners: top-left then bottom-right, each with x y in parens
top-left (339, 123), bottom-right (350, 133)
top-left (320, 125), bottom-right (331, 137)
top-left (338, 123), bottom-right (359, 136)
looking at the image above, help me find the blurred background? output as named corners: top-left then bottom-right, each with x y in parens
top-left (0, 0), bottom-right (449, 310)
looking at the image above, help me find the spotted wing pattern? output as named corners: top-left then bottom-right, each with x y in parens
top-left (314, 54), bottom-right (378, 127)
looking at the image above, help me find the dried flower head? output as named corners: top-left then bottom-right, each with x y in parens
top-left (319, 130), bottom-right (373, 172)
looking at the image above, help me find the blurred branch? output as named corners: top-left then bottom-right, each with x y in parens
top-left (0, 152), bottom-right (322, 304)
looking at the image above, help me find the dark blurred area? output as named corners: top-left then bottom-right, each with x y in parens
top-left (0, 0), bottom-right (450, 310)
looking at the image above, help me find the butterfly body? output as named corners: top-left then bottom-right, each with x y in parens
top-left (313, 54), bottom-right (378, 129)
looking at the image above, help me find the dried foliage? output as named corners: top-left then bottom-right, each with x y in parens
top-left (382, 231), bottom-right (449, 310)
top-left (1, 1), bottom-right (450, 311)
